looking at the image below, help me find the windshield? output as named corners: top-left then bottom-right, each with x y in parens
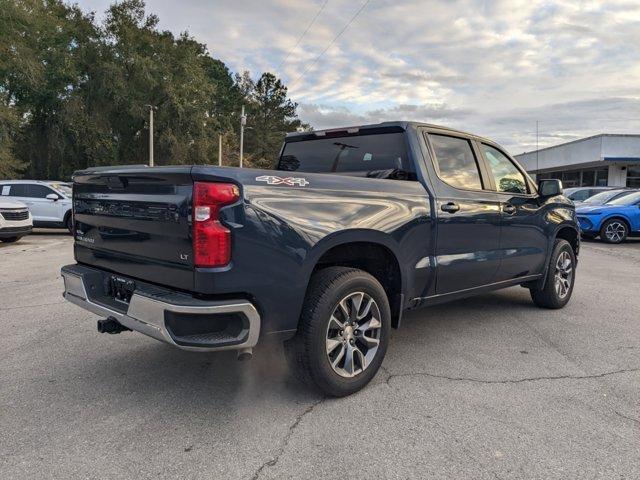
top-left (48, 183), bottom-right (72, 196)
top-left (583, 190), bottom-right (625, 204)
top-left (607, 191), bottom-right (640, 206)
top-left (565, 188), bottom-right (590, 201)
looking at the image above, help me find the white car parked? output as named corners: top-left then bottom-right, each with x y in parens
top-left (0, 199), bottom-right (32, 243)
top-left (0, 180), bottom-right (73, 232)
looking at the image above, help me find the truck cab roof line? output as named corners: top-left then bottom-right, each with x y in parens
top-left (286, 124), bottom-right (406, 143)
top-left (285, 121), bottom-right (482, 143)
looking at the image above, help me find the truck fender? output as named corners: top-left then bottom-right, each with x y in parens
top-left (301, 229), bottom-right (406, 328)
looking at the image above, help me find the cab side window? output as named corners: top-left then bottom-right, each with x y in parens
top-left (481, 144), bottom-right (528, 194)
top-left (430, 134), bottom-right (483, 190)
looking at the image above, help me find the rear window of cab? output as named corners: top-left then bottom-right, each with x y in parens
top-left (278, 132), bottom-right (416, 180)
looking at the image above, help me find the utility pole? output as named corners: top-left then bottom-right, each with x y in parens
top-left (536, 120), bottom-right (539, 175)
top-left (239, 105), bottom-right (246, 168)
top-left (148, 105), bottom-right (155, 167)
top-left (218, 134), bottom-right (223, 166)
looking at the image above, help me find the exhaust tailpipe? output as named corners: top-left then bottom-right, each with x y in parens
top-left (97, 317), bottom-right (131, 334)
top-left (237, 347), bottom-right (253, 361)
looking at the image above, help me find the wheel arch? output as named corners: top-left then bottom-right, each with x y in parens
top-left (531, 224), bottom-right (579, 291)
top-left (554, 225), bottom-right (580, 258)
top-left (600, 214), bottom-right (632, 231)
top-left (304, 231), bottom-right (405, 329)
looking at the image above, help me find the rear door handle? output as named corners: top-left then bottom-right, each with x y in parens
top-left (441, 202), bottom-right (460, 213)
top-left (503, 204), bottom-right (517, 215)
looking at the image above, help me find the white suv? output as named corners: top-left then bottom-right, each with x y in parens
top-left (0, 199), bottom-right (33, 243)
top-left (0, 180), bottom-right (73, 232)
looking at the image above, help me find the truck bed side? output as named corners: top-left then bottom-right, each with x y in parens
top-left (72, 165), bottom-right (433, 335)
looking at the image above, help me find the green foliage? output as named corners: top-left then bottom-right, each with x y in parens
top-left (0, 0), bottom-right (306, 179)
top-left (0, 102), bottom-right (26, 178)
top-left (240, 72), bottom-right (309, 170)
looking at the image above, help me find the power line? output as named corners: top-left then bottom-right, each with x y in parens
top-left (277, 0), bottom-right (328, 71)
top-left (289, 0), bottom-right (372, 88)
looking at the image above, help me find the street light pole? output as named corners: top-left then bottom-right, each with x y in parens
top-left (239, 105), bottom-right (246, 168)
top-left (148, 105), bottom-right (155, 167)
top-left (218, 134), bottom-right (223, 166)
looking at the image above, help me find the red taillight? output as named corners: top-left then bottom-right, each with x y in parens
top-left (193, 182), bottom-right (240, 267)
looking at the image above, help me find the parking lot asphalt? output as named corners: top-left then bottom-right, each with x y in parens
top-left (1, 231), bottom-right (639, 479)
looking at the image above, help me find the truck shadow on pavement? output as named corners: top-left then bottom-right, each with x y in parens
top-left (57, 286), bottom-right (546, 417)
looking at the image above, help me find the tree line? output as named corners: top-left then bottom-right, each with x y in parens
top-left (0, 0), bottom-right (307, 180)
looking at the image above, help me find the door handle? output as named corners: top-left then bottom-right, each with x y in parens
top-left (503, 204), bottom-right (517, 215)
top-left (441, 202), bottom-right (460, 213)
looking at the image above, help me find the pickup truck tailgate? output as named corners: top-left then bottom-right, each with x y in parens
top-left (72, 167), bottom-right (195, 291)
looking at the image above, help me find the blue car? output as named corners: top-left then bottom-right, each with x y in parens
top-left (576, 190), bottom-right (640, 243)
top-left (578, 188), bottom-right (635, 206)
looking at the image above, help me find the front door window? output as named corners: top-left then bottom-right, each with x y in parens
top-left (480, 144), bottom-right (527, 194)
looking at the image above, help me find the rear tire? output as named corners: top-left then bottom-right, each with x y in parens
top-left (65, 215), bottom-right (73, 234)
top-left (600, 218), bottom-right (628, 244)
top-left (284, 267), bottom-right (391, 397)
top-left (530, 239), bottom-right (576, 309)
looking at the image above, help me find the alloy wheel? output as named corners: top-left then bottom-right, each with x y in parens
top-left (325, 292), bottom-right (382, 378)
top-left (605, 221), bottom-right (626, 243)
top-left (554, 250), bottom-right (573, 299)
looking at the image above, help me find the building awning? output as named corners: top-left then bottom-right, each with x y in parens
top-left (603, 157), bottom-right (640, 162)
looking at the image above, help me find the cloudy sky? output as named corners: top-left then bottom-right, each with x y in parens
top-left (75, 0), bottom-right (640, 154)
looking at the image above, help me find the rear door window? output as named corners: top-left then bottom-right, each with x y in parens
top-left (278, 132), bottom-right (414, 179)
top-left (429, 134), bottom-right (483, 190)
top-left (6, 184), bottom-right (29, 197)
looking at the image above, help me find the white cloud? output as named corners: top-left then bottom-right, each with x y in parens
top-left (75, 0), bottom-right (640, 153)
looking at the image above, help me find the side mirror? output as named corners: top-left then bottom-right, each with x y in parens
top-left (538, 179), bottom-right (563, 197)
top-left (46, 193), bottom-right (59, 201)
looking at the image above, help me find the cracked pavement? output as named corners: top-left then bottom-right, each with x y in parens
top-left (1, 232), bottom-right (639, 479)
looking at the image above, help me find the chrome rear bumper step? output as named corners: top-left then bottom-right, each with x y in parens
top-left (61, 264), bottom-right (260, 352)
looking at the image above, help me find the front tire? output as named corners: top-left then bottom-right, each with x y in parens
top-left (284, 267), bottom-right (391, 397)
top-left (530, 239), bottom-right (576, 309)
top-left (600, 218), bottom-right (628, 244)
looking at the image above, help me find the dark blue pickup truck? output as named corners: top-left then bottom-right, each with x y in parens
top-left (61, 122), bottom-right (579, 396)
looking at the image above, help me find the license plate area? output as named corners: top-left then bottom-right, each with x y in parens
top-left (106, 275), bottom-right (136, 305)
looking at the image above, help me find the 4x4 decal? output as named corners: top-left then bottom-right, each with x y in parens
top-left (256, 175), bottom-right (309, 187)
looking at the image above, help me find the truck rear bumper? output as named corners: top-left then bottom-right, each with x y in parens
top-left (61, 264), bottom-right (260, 352)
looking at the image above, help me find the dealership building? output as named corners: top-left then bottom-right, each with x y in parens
top-left (514, 134), bottom-right (640, 189)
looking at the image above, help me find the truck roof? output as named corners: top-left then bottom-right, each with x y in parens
top-left (286, 121), bottom-right (489, 143)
